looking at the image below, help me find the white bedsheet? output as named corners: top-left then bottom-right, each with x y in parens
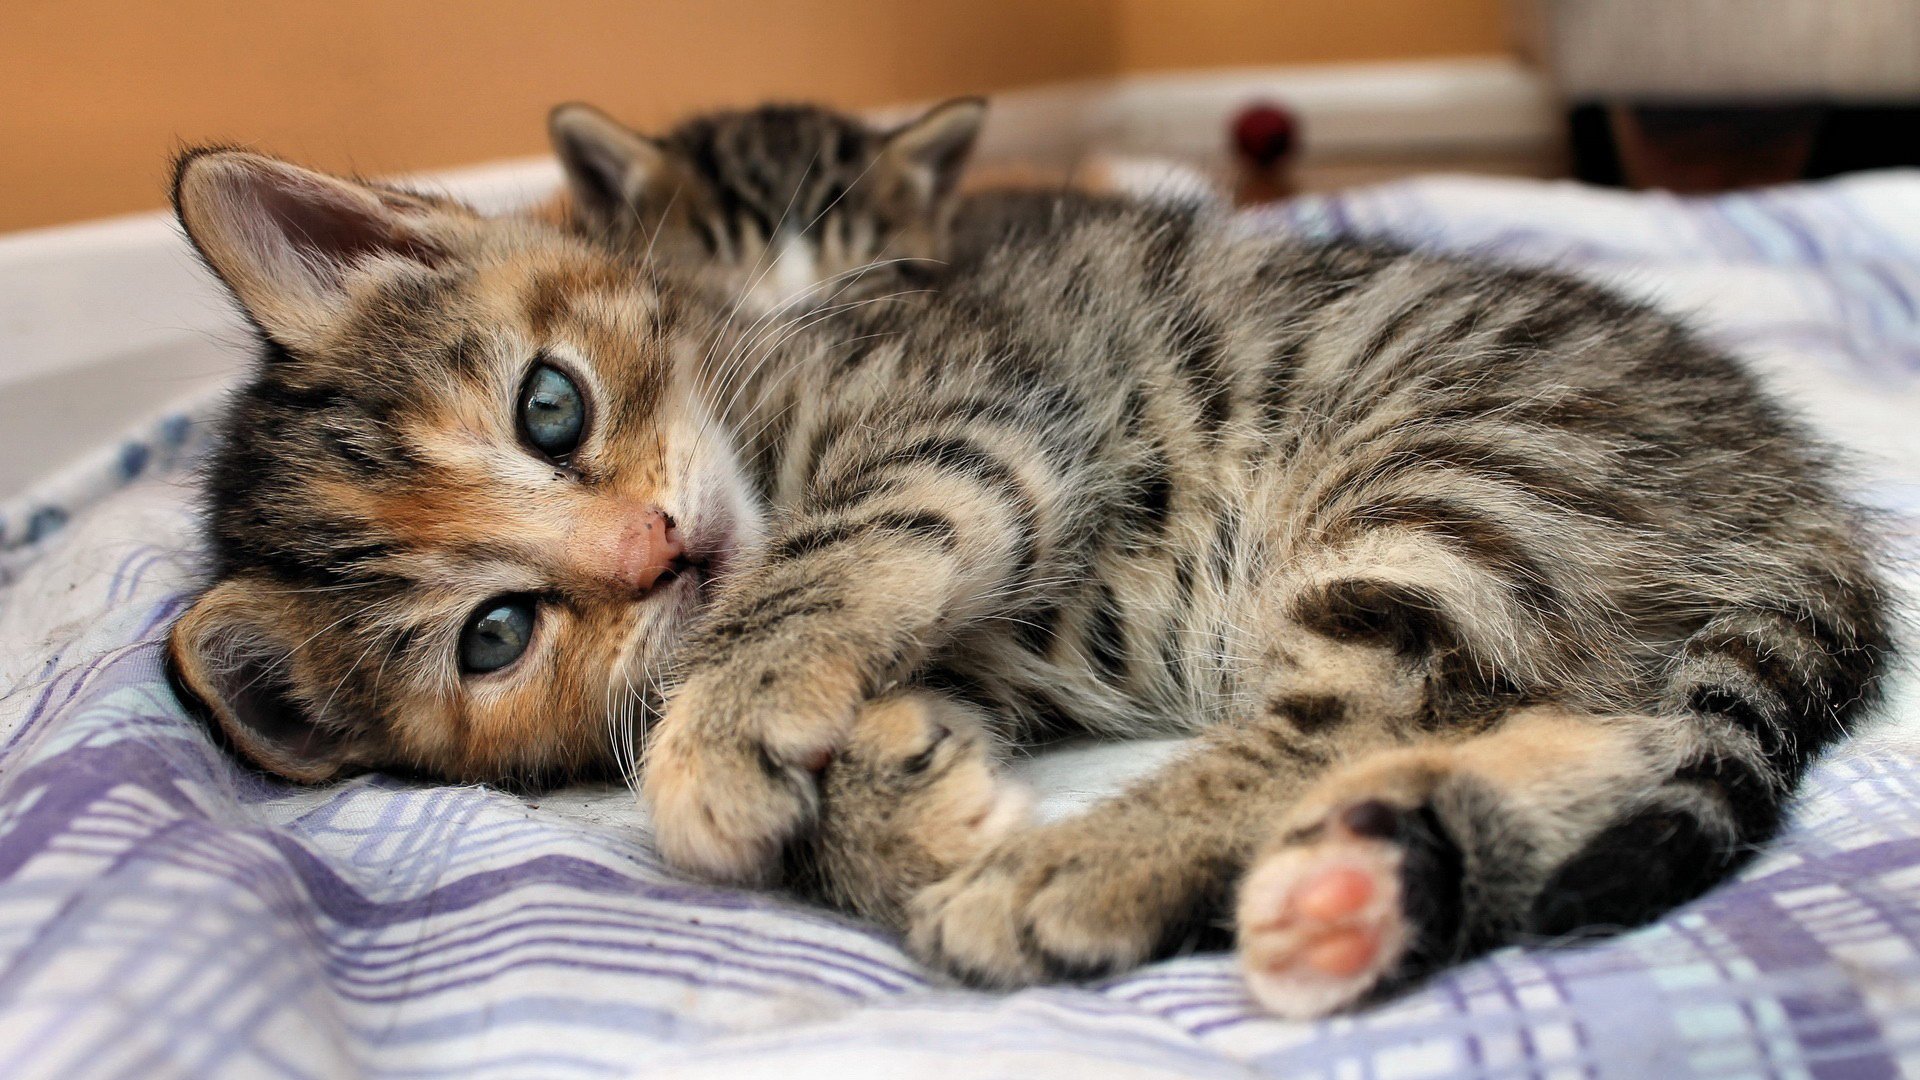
top-left (1, 171), bottom-right (1917, 1079)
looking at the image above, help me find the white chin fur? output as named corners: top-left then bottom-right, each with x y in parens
top-left (748, 237), bottom-right (822, 316)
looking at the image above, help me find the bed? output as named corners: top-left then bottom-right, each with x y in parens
top-left (1, 169), bottom-right (1917, 1079)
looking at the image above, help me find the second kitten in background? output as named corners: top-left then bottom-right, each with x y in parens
top-left (547, 99), bottom-right (1145, 316)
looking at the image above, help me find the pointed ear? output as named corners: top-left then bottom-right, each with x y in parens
top-left (171, 148), bottom-right (457, 350)
top-left (883, 97), bottom-right (987, 204)
top-left (548, 102), bottom-right (669, 228)
top-left (166, 579), bottom-right (370, 783)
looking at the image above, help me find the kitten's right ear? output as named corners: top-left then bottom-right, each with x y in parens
top-left (171, 148), bottom-right (457, 350)
top-left (548, 103), bottom-right (668, 228)
top-left (883, 97), bottom-right (988, 204)
top-left (167, 579), bottom-right (369, 784)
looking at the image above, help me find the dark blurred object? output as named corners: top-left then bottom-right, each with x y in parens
top-left (1567, 104), bottom-right (1920, 192)
top-left (1231, 101), bottom-right (1300, 206)
top-left (1524, 0), bottom-right (1920, 191)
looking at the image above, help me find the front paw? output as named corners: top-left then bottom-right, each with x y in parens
top-left (907, 826), bottom-right (1215, 988)
top-left (641, 680), bottom-right (846, 885)
top-left (796, 693), bottom-right (1031, 926)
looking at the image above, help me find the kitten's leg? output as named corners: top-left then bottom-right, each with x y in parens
top-left (1237, 707), bottom-right (1670, 1016)
top-left (906, 713), bottom-right (1331, 986)
top-left (905, 535), bottom-right (1511, 985)
top-left (1239, 604), bottom-right (1877, 1018)
top-left (787, 690), bottom-right (1032, 929)
top-left (645, 409), bottom-right (1079, 884)
top-left (910, 519), bottom-right (1877, 995)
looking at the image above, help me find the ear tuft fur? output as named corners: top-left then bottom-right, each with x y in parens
top-left (171, 148), bottom-right (457, 350)
top-left (167, 580), bottom-right (368, 784)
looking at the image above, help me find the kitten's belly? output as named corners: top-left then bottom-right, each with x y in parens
top-left (1011, 736), bottom-right (1189, 822)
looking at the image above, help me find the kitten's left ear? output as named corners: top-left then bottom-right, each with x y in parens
top-left (166, 579), bottom-right (376, 784)
top-left (172, 148), bottom-right (464, 351)
top-left (882, 97), bottom-right (988, 204)
top-left (548, 102), bottom-right (670, 230)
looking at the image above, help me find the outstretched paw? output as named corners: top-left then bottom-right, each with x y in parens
top-left (908, 814), bottom-right (1231, 988)
top-left (1238, 798), bottom-right (1463, 1018)
top-left (794, 693), bottom-right (1031, 925)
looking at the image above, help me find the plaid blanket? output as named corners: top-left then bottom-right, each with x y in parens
top-left (2, 171), bottom-right (1917, 1079)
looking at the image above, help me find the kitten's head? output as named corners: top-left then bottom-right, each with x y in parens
top-left (548, 99), bottom-right (985, 315)
top-left (166, 149), bottom-right (761, 785)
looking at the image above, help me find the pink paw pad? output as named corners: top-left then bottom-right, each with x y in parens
top-left (1236, 799), bottom-right (1410, 1018)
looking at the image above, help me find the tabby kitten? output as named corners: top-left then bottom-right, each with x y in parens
top-left (547, 99), bottom-right (1139, 317)
top-left (548, 99), bottom-right (986, 315)
top-left (167, 147), bottom-right (1890, 1019)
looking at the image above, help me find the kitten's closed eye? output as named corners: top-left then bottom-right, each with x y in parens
top-left (519, 361), bottom-right (586, 461)
top-left (548, 99), bottom-right (986, 317)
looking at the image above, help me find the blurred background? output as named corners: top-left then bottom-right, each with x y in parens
top-left (4, 0), bottom-right (1517, 232)
top-left (9, 0), bottom-right (1920, 232)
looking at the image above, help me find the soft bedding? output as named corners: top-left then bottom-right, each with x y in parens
top-left (2, 171), bottom-right (1918, 1079)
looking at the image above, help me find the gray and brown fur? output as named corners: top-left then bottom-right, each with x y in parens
top-left (546, 100), bottom-right (1137, 318)
top-left (547, 99), bottom-right (987, 316)
top-left (167, 146), bottom-right (1892, 1018)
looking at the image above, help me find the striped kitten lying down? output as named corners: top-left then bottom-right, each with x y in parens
top-left (546, 99), bottom-right (1137, 317)
top-left (166, 145), bottom-right (1891, 1018)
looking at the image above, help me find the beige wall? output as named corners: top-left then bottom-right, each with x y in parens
top-left (1114, 0), bottom-right (1511, 69)
top-left (1, 1), bottom-right (1512, 233)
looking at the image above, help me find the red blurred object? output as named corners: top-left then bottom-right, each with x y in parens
top-left (1234, 103), bottom-right (1298, 165)
top-left (1231, 101), bottom-right (1300, 206)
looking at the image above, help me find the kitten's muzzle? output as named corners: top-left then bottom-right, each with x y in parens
top-left (609, 507), bottom-right (687, 596)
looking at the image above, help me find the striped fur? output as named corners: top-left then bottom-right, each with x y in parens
top-left (166, 149), bottom-right (1892, 1018)
top-left (547, 100), bottom-right (986, 316)
top-left (546, 100), bottom-right (1138, 319)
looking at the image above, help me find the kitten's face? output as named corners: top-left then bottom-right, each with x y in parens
top-left (549, 100), bottom-right (984, 316)
top-left (167, 150), bottom-right (761, 785)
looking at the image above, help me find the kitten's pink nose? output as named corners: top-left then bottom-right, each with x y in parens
top-left (612, 507), bottom-right (684, 594)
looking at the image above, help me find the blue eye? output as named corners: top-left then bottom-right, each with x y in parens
top-left (460, 598), bottom-right (536, 674)
top-left (518, 362), bottom-right (585, 460)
